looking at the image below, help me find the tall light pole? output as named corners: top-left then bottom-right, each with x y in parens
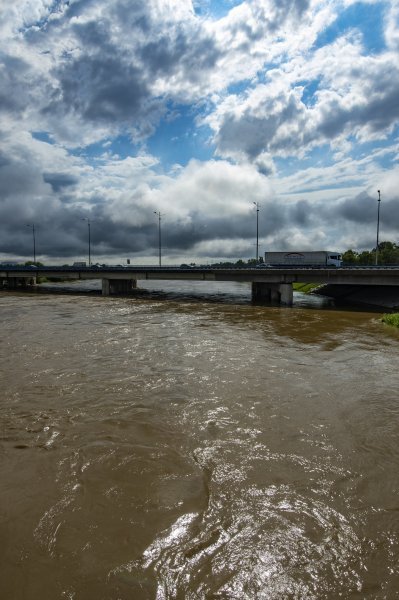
top-left (82, 218), bottom-right (91, 266)
top-left (253, 202), bottom-right (260, 263)
top-left (26, 223), bottom-right (36, 263)
top-left (154, 211), bottom-right (162, 266)
top-left (375, 190), bottom-right (381, 266)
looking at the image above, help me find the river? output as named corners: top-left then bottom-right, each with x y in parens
top-left (1, 281), bottom-right (399, 599)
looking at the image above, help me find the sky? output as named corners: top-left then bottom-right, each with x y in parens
top-left (0, 0), bottom-right (398, 265)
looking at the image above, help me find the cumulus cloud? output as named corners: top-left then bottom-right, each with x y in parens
top-left (0, 0), bottom-right (398, 263)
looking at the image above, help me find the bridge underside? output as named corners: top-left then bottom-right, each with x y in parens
top-left (1, 276), bottom-right (36, 289)
top-left (101, 278), bottom-right (137, 295)
top-left (1, 270), bottom-right (399, 308)
top-left (315, 284), bottom-right (399, 310)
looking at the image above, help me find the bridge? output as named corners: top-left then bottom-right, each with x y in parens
top-left (2, 264), bottom-right (399, 307)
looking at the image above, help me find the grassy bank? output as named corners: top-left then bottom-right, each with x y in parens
top-left (381, 313), bottom-right (399, 328)
top-left (293, 283), bottom-right (320, 293)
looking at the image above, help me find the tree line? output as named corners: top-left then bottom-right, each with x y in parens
top-left (19, 241), bottom-right (399, 267)
top-left (342, 241), bottom-right (399, 265)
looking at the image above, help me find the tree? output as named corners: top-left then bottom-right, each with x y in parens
top-left (342, 249), bottom-right (358, 264)
top-left (377, 242), bottom-right (399, 265)
top-left (24, 261), bottom-right (44, 267)
top-left (357, 250), bottom-right (373, 265)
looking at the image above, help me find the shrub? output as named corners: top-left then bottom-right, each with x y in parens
top-left (381, 313), bottom-right (399, 328)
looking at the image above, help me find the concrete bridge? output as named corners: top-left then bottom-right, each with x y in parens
top-left (1, 264), bottom-right (399, 307)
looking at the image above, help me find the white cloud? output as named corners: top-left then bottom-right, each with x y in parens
top-left (0, 0), bottom-right (398, 262)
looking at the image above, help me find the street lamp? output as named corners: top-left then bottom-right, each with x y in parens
top-left (154, 211), bottom-right (162, 267)
top-left (26, 223), bottom-right (36, 263)
top-left (253, 202), bottom-right (260, 263)
top-left (375, 190), bottom-right (381, 266)
top-left (82, 218), bottom-right (91, 266)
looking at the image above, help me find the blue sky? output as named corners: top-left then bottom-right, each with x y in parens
top-left (0, 0), bottom-right (398, 264)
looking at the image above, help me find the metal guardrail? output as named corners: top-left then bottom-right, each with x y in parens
top-left (2, 264), bottom-right (399, 271)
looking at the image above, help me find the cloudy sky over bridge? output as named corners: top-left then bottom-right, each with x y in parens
top-left (1, 0), bottom-right (398, 264)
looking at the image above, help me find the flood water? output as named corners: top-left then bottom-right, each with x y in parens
top-left (1, 281), bottom-right (399, 599)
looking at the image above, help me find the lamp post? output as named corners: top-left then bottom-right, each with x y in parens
top-left (375, 190), bottom-right (381, 266)
top-left (82, 218), bottom-right (91, 266)
top-left (26, 223), bottom-right (36, 263)
top-left (253, 202), bottom-right (260, 263)
top-left (154, 211), bottom-right (162, 266)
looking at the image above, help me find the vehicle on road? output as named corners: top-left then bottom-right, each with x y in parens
top-left (264, 251), bottom-right (342, 267)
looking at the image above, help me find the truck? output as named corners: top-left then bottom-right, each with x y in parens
top-left (264, 251), bottom-right (342, 267)
top-left (72, 261), bottom-right (87, 267)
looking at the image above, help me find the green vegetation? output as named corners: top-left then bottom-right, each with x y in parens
top-left (381, 313), bottom-right (399, 328)
top-left (214, 243), bottom-right (399, 267)
top-left (208, 258), bottom-right (261, 267)
top-left (293, 283), bottom-right (320, 293)
top-left (343, 241), bottom-right (399, 265)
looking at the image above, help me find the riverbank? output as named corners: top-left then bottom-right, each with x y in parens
top-left (382, 313), bottom-right (399, 327)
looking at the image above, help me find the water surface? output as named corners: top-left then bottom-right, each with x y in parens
top-left (1, 282), bottom-right (398, 599)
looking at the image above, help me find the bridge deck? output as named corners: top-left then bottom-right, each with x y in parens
top-left (1, 265), bottom-right (399, 286)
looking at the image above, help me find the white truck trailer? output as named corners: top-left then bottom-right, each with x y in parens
top-left (264, 251), bottom-right (342, 267)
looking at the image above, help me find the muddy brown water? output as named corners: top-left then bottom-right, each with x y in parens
top-left (1, 281), bottom-right (399, 599)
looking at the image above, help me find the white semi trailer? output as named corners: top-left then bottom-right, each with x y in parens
top-left (264, 251), bottom-right (342, 267)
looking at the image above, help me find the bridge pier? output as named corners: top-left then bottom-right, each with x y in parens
top-left (5, 277), bottom-right (36, 289)
top-left (252, 282), bottom-right (293, 306)
top-left (102, 278), bottom-right (137, 296)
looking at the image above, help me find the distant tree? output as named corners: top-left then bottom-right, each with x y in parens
top-left (342, 249), bottom-right (358, 264)
top-left (24, 261), bottom-right (44, 267)
top-left (377, 241), bottom-right (399, 265)
top-left (357, 250), bottom-right (374, 265)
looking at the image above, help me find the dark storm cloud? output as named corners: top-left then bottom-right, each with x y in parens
top-left (0, 151), bottom-right (10, 169)
top-left (217, 113), bottom-right (276, 160)
top-left (139, 29), bottom-right (220, 83)
top-left (319, 190), bottom-right (399, 234)
top-left (216, 94), bottom-right (303, 160)
top-left (109, 0), bottom-right (152, 33)
top-left (47, 53), bottom-right (160, 127)
top-left (164, 216), bottom-right (248, 250)
top-left (0, 53), bottom-right (32, 115)
top-left (318, 79), bottom-right (399, 141)
top-left (288, 200), bottom-right (314, 226)
top-left (67, 16), bottom-right (219, 122)
top-left (336, 191), bottom-right (376, 223)
top-left (43, 172), bottom-right (79, 192)
top-left (214, 54), bottom-right (399, 162)
top-left (229, 0), bottom-right (310, 44)
top-left (0, 160), bottom-right (43, 201)
top-left (261, 0), bottom-right (310, 32)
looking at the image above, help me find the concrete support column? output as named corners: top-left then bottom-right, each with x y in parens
top-left (102, 279), bottom-right (110, 296)
top-left (278, 283), bottom-right (293, 306)
top-left (102, 279), bottom-right (137, 296)
top-left (252, 282), bottom-right (293, 306)
top-left (8, 277), bottom-right (17, 290)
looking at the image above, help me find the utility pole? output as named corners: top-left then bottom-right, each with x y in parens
top-left (82, 218), bottom-right (91, 266)
top-left (154, 211), bottom-right (162, 266)
top-left (375, 190), bottom-right (381, 266)
top-left (253, 202), bottom-right (260, 262)
top-left (26, 223), bottom-right (36, 263)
